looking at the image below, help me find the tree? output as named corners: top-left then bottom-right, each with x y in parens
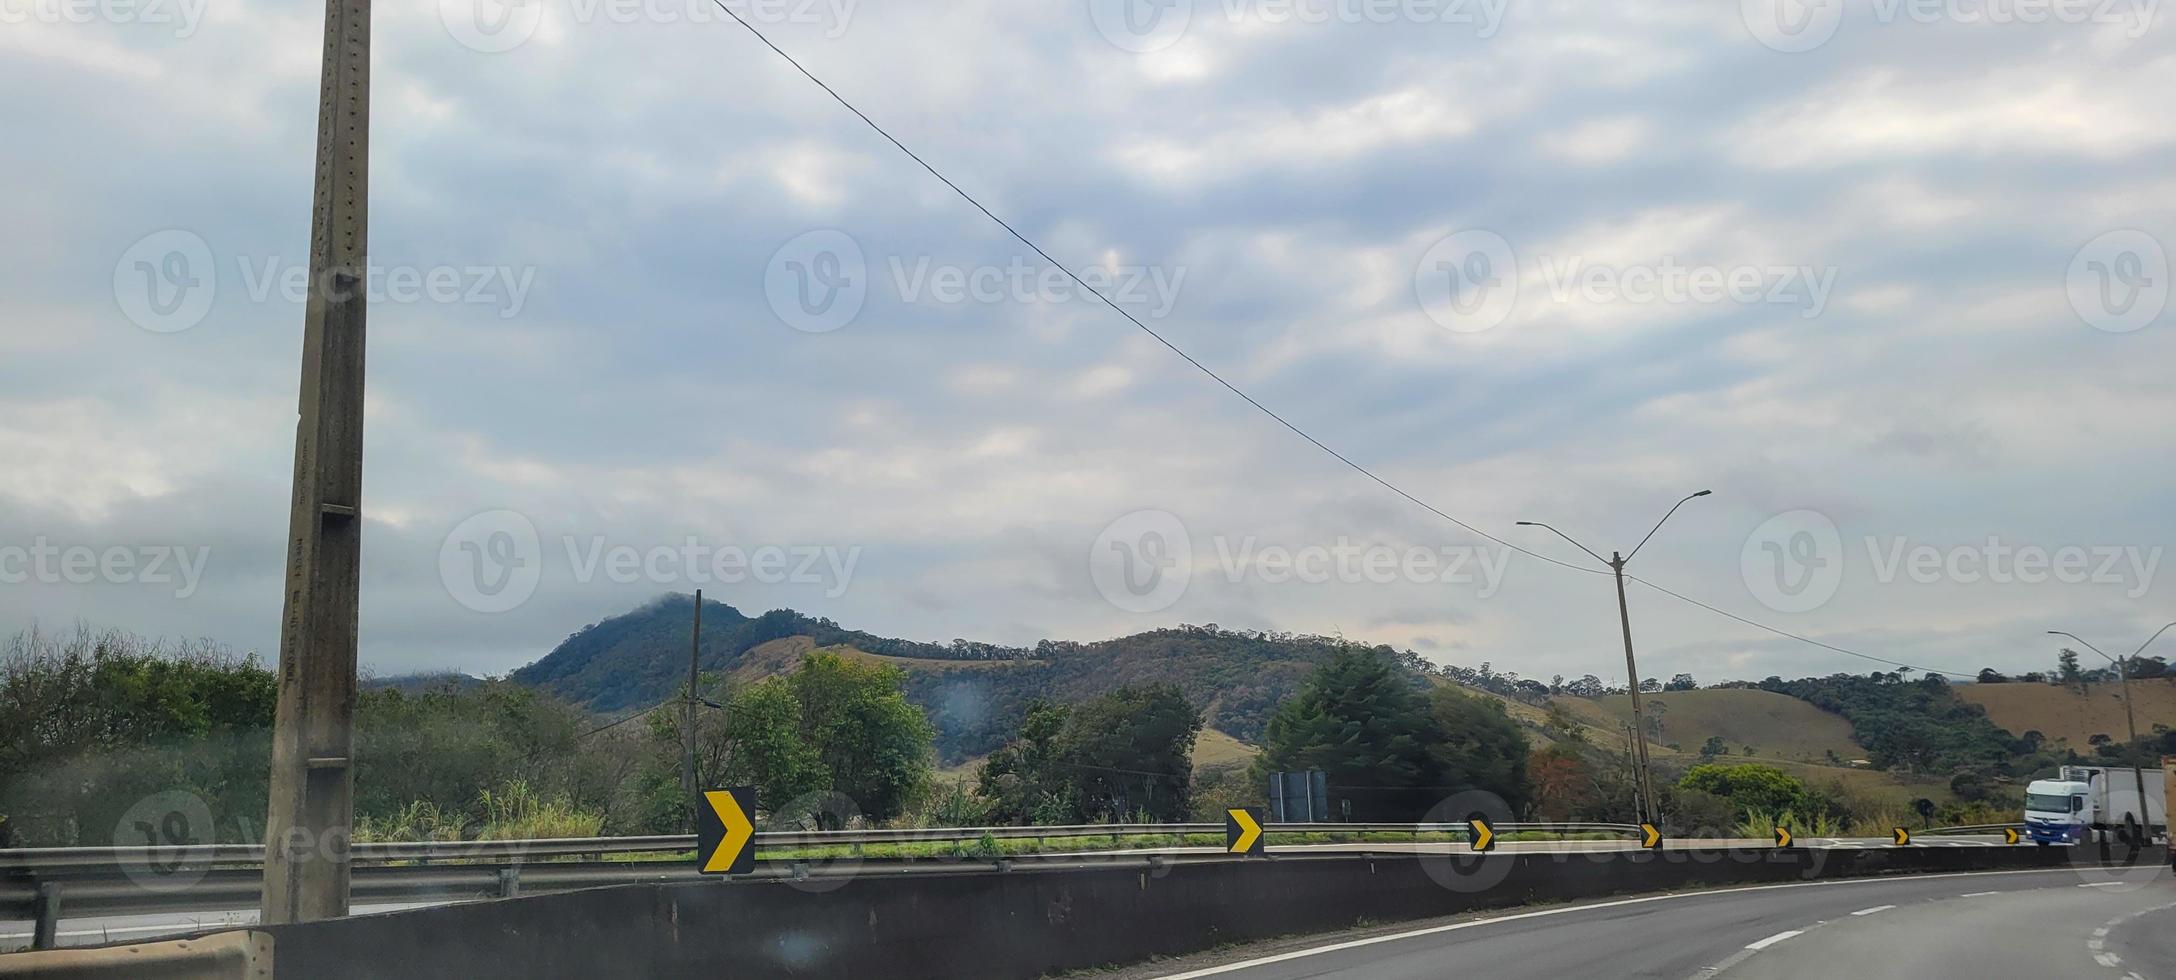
top-left (1426, 686), bottom-right (1531, 815)
top-left (1253, 648), bottom-right (1442, 820)
top-left (1053, 684), bottom-right (1202, 822)
top-left (1526, 745), bottom-right (1589, 821)
top-left (1664, 673), bottom-right (1697, 692)
top-left (1678, 763), bottom-right (1813, 819)
top-left (979, 687), bottom-right (1202, 824)
top-left (977, 701), bottom-right (1072, 824)
top-left (787, 651), bottom-right (935, 823)
top-left (1698, 736), bottom-right (1728, 760)
top-left (1976, 668), bottom-right (2008, 684)
top-left (2057, 649), bottom-right (2085, 691)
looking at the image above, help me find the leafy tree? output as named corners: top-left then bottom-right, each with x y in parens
top-left (1678, 763), bottom-right (1817, 820)
top-left (1252, 648), bottom-right (1441, 820)
top-left (1976, 668), bottom-right (2009, 684)
top-left (787, 651), bottom-right (934, 823)
top-left (1664, 673), bottom-right (1698, 692)
top-left (2057, 649), bottom-right (2085, 691)
top-left (1698, 736), bottom-right (1728, 760)
top-left (978, 686), bottom-right (1202, 824)
top-left (1425, 686), bottom-right (1530, 815)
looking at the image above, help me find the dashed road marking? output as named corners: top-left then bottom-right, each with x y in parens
top-left (1745, 930), bottom-right (1803, 951)
top-left (1960, 891), bottom-right (1999, 897)
top-left (1850, 905), bottom-right (1895, 916)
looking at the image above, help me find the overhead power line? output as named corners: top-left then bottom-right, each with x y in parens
top-left (704, 6), bottom-right (1975, 681)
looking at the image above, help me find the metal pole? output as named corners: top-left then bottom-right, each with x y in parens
top-left (31, 883), bottom-right (59, 950)
top-left (262, 0), bottom-right (370, 926)
top-left (684, 589), bottom-right (702, 832)
top-left (1612, 552), bottom-right (1658, 825)
top-left (2115, 657), bottom-right (2147, 840)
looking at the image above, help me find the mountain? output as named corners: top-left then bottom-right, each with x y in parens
top-left (509, 594), bottom-right (1402, 761)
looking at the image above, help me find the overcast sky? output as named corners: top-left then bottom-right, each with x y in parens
top-left (1, 1), bottom-right (2171, 686)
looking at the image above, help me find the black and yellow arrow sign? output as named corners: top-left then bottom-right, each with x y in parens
top-left (1225, 807), bottom-right (1264, 856)
top-left (1467, 815), bottom-right (1496, 852)
top-left (697, 787), bottom-right (756, 875)
top-left (1773, 826), bottom-right (1794, 848)
top-left (1640, 823), bottom-right (1663, 850)
top-left (2002, 827), bottom-right (2020, 845)
top-left (1891, 826), bottom-right (1912, 846)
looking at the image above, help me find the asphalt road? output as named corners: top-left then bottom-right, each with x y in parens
top-left (1139, 866), bottom-right (2176, 980)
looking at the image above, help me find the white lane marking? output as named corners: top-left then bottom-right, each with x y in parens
top-left (1745, 930), bottom-right (1803, 951)
top-left (1146, 868), bottom-right (2080, 980)
top-left (1960, 891), bottom-right (1999, 897)
top-left (2083, 897), bottom-right (2176, 976)
top-left (1849, 905), bottom-right (1895, 916)
top-left (2081, 882), bottom-right (2124, 888)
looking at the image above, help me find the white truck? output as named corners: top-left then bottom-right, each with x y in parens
top-left (2023, 764), bottom-right (2167, 846)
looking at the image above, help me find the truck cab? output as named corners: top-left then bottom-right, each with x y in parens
top-left (2024, 778), bottom-right (2091, 845)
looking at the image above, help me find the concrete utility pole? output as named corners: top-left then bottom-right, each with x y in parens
top-left (2050, 624), bottom-right (2176, 841)
top-left (684, 590), bottom-right (703, 832)
top-left (1517, 490), bottom-right (1711, 828)
top-left (262, 0), bottom-right (371, 926)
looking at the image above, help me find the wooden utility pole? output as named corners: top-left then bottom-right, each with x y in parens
top-left (684, 590), bottom-right (702, 831)
top-left (262, 0), bottom-right (371, 926)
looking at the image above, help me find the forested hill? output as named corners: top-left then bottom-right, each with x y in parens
top-left (508, 594), bottom-right (1419, 760)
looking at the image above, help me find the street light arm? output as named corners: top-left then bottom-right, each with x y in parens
top-left (2047, 630), bottom-right (2116, 666)
top-left (1514, 521), bottom-right (1610, 568)
top-left (2127, 622), bottom-right (2176, 661)
top-left (1624, 490), bottom-right (1713, 564)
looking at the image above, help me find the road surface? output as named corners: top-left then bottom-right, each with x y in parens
top-left (1129, 866), bottom-right (2176, 979)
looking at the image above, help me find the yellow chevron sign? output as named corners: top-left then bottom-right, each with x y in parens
top-left (1773, 826), bottom-right (1793, 848)
top-left (698, 787), bottom-right (756, 875)
top-left (1468, 816), bottom-right (1496, 852)
top-left (2003, 827), bottom-right (2020, 845)
top-left (1891, 826), bottom-right (1912, 846)
top-left (1640, 823), bottom-right (1663, 849)
top-left (1225, 808), bottom-right (1264, 855)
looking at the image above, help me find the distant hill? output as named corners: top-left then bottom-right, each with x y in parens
top-left (364, 671), bottom-right (486, 695)
top-left (1958, 677), bottom-right (2176, 749)
top-left (1559, 689), bottom-right (1867, 766)
top-left (510, 594), bottom-right (1395, 761)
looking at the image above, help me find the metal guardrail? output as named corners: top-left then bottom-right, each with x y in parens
top-left (0, 822), bottom-right (1643, 874)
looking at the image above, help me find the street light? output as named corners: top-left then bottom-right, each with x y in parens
top-left (1518, 490), bottom-right (1712, 826)
top-left (2047, 623), bottom-right (2175, 844)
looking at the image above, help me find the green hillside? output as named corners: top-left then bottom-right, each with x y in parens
top-left (511, 595), bottom-right (1406, 762)
top-left (1562, 689), bottom-right (1866, 765)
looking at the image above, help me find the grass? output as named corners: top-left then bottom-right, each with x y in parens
top-left (1957, 677), bottom-right (2176, 749)
top-left (1560, 689), bottom-right (1865, 765)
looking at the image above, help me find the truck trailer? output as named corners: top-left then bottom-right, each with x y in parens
top-left (2023, 764), bottom-right (2167, 846)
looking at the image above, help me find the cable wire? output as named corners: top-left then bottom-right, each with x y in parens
top-left (704, 6), bottom-right (1978, 680)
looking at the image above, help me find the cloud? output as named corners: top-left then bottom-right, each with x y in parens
top-left (1, 3), bottom-right (2171, 686)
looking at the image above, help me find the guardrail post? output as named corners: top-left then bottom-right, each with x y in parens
top-left (496, 867), bottom-right (520, 899)
top-left (31, 882), bottom-right (60, 950)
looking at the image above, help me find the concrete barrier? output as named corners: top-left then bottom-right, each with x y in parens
top-left (0, 931), bottom-right (271, 980)
top-left (234, 845), bottom-right (2165, 979)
